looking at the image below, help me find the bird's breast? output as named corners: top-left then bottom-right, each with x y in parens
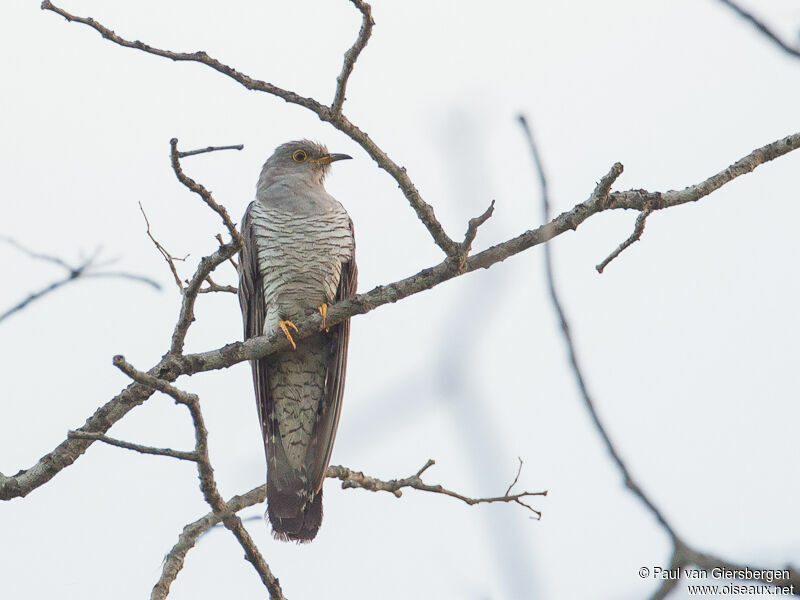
top-left (250, 202), bottom-right (353, 329)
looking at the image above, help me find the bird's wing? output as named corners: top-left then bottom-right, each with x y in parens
top-left (306, 218), bottom-right (358, 492)
top-left (238, 203), bottom-right (275, 468)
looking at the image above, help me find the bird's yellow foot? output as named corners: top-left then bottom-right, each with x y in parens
top-left (318, 303), bottom-right (329, 332)
top-left (278, 320), bottom-right (298, 350)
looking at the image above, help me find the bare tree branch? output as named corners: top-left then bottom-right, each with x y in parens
top-left (41, 0), bottom-right (800, 269)
top-left (0, 372), bottom-right (160, 499)
top-left (152, 484), bottom-right (267, 600)
top-left (605, 133), bottom-right (800, 212)
top-left (461, 200), bottom-right (496, 254)
top-left (39, 1), bottom-right (326, 110)
top-left (504, 456), bottom-right (524, 496)
top-left (595, 209), bottom-right (652, 273)
top-left (328, 459), bottom-right (545, 518)
top-left (176, 144), bottom-right (243, 158)
top-left (0, 237), bottom-right (236, 501)
top-left (170, 241), bottom-right (239, 355)
top-left (139, 202), bottom-right (187, 291)
top-left (332, 0), bottom-right (374, 114)
top-left (114, 356), bottom-right (285, 600)
top-left (717, 0), bottom-right (800, 59)
top-left (168, 138), bottom-right (242, 246)
top-left (40, 0), bottom-right (461, 257)
top-left (199, 276), bottom-right (237, 294)
top-left (0, 237), bottom-right (160, 323)
top-left (215, 233), bottom-right (239, 270)
top-left (67, 431), bottom-right (198, 462)
top-left (166, 138), bottom-right (245, 354)
top-left (152, 456), bottom-right (542, 596)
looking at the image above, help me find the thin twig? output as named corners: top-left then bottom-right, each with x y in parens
top-left (67, 431), bottom-right (198, 462)
top-left (505, 457), bottom-right (524, 497)
top-left (215, 233), bottom-right (239, 269)
top-left (176, 144), bottom-right (244, 158)
top-left (112, 355), bottom-right (195, 401)
top-left (461, 200), bottom-right (496, 253)
top-left (199, 276), bottom-right (237, 294)
top-left (168, 138), bottom-right (242, 246)
top-left (332, 0), bottom-right (374, 114)
top-left (171, 245), bottom-right (238, 355)
top-left (717, 0), bottom-right (800, 59)
top-left (328, 459), bottom-right (545, 518)
top-left (595, 209), bottom-right (653, 273)
top-left (139, 202), bottom-right (186, 291)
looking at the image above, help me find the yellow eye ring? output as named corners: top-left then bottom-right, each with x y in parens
top-left (292, 149), bottom-right (308, 162)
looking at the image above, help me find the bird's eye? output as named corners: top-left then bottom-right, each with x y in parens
top-left (292, 149), bottom-right (308, 162)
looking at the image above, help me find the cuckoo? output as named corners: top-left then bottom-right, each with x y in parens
top-left (238, 140), bottom-right (357, 542)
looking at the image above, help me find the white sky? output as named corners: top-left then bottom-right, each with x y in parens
top-left (1, 1), bottom-right (799, 599)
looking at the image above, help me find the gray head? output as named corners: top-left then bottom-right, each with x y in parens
top-left (258, 139), bottom-right (352, 190)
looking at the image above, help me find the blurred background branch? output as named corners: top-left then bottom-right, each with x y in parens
top-left (0, 235), bottom-right (160, 324)
top-left (718, 0), bottom-right (800, 59)
top-left (519, 115), bottom-right (799, 598)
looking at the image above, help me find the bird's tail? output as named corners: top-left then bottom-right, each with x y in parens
top-left (266, 471), bottom-right (323, 543)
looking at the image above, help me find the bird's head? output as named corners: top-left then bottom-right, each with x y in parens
top-left (260, 140), bottom-right (352, 188)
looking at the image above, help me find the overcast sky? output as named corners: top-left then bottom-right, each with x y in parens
top-left (2, 1), bottom-right (799, 599)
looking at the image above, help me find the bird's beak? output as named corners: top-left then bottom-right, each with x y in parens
top-left (314, 153), bottom-right (352, 164)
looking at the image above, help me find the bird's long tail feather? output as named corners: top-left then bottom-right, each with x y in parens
top-left (267, 470), bottom-right (323, 542)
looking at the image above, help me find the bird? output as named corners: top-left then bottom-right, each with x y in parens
top-left (238, 140), bottom-right (357, 542)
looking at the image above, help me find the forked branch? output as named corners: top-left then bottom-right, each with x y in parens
top-left (596, 209), bottom-right (652, 273)
top-left (113, 355), bottom-right (285, 600)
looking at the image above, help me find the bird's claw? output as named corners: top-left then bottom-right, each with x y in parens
top-left (278, 319), bottom-right (298, 350)
top-left (318, 303), bottom-right (329, 332)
